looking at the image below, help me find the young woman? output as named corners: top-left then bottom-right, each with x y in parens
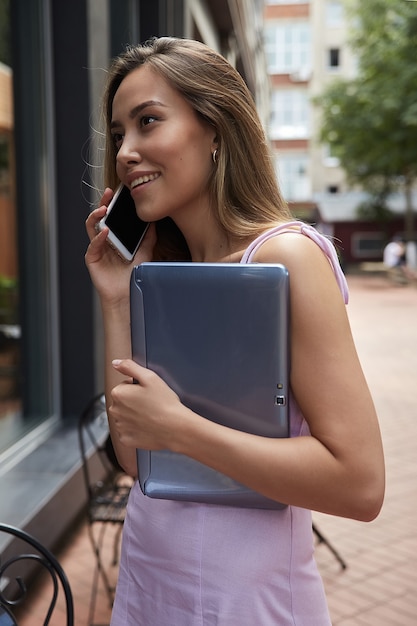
top-left (85, 37), bottom-right (384, 626)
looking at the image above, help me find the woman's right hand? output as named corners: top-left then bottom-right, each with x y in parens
top-left (85, 188), bottom-right (156, 306)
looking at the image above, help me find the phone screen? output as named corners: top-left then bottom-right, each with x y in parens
top-left (105, 185), bottom-right (148, 255)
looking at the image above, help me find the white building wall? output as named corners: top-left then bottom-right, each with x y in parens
top-left (309, 0), bottom-right (356, 197)
top-left (264, 0), bottom-right (356, 205)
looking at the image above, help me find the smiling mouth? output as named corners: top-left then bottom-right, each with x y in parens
top-left (131, 173), bottom-right (160, 189)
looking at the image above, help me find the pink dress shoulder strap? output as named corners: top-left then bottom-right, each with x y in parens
top-left (241, 221), bottom-right (349, 304)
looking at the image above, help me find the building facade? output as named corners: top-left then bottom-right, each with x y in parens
top-left (263, 0), bottom-right (416, 265)
top-left (0, 0), bottom-right (268, 551)
top-left (264, 1), bottom-right (355, 219)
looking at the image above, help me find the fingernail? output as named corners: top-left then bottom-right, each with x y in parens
top-left (112, 359), bottom-right (122, 367)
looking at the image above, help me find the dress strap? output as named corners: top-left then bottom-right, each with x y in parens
top-left (241, 221), bottom-right (349, 304)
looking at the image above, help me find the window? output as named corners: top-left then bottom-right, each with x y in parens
top-left (275, 154), bottom-right (311, 201)
top-left (0, 2), bottom-right (21, 437)
top-left (326, 1), bottom-right (344, 27)
top-left (328, 48), bottom-right (340, 69)
top-left (269, 90), bottom-right (310, 139)
top-left (323, 144), bottom-right (340, 167)
top-left (327, 185), bottom-right (339, 194)
top-left (264, 23), bottom-right (311, 74)
top-left (351, 233), bottom-right (386, 259)
top-left (266, 1), bottom-right (309, 4)
top-left (0, 0), bottom-right (60, 456)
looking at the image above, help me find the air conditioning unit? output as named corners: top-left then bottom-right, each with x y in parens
top-left (290, 67), bottom-right (311, 82)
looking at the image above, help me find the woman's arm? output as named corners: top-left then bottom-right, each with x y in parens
top-left (100, 301), bottom-right (138, 477)
top-left (109, 233), bottom-right (385, 519)
top-left (85, 191), bottom-right (156, 476)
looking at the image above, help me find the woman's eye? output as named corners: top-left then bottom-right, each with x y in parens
top-left (140, 115), bottom-right (157, 127)
top-left (112, 133), bottom-right (124, 151)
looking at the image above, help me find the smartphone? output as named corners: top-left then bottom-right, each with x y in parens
top-left (96, 184), bottom-right (149, 262)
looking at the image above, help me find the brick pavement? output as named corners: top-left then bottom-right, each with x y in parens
top-left (314, 273), bottom-right (417, 625)
top-left (14, 273), bottom-right (417, 625)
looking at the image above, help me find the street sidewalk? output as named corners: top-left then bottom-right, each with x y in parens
top-left (15, 273), bottom-right (417, 625)
top-left (314, 273), bottom-right (417, 625)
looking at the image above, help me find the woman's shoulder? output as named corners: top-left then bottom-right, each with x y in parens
top-left (245, 222), bottom-right (348, 303)
top-left (252, 230), bottom-right (331, 276)
top-left (246, 222), bottom-right (329, 264)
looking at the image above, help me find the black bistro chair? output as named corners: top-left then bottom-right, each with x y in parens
top-left (0, 522), bottom-right (74, 625)
top-left (312, 523), bottom-right (347, 570)
top-left (78, 393), bottom-right (133, 625)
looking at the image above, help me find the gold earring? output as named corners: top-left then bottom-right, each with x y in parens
top-left (212, 149), bottom-right (218, 164)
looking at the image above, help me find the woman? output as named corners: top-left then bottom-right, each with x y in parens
top-left (85, 37), bottom-right (384, 625)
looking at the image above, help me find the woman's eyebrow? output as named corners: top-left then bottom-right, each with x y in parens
top-left (129, 100), bottom-right (167, 118)
top-left (111, 100), bottom-right (166, 129)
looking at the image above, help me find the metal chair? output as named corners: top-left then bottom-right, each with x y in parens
top-left (78, 392), bottom-right (132, 625)
top-left (0, 523), bottom-right (74, 625)
top-left (313, 523), bottom-right (347, 570)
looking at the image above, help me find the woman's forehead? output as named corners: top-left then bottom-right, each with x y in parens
top-left (110, 66), bottom-right (201, 128)
top-left (113, 66), bottom-right (179, 111)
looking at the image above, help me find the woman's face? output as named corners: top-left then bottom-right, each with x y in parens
top-left (110, 65), bottom-right (217, 225)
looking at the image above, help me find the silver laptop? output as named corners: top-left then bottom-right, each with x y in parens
top-left (130, 262), bottom-right (290, 509)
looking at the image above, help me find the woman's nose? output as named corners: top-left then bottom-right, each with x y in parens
top-left (116, 135), bottom-right (143, 166)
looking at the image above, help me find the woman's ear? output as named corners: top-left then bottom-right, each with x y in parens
top-left (211, 136), bottom-right (219, 156)
top-left (210, 129), bottom-right (219, 151)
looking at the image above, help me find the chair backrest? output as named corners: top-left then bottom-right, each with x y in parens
top-left (77, 393), bottom-right (117, 500)
top-left (0, 523), bottom-right (74, 626)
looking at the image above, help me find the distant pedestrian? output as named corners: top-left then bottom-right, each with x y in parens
top-left (383, 236), bottom-right (417, 281)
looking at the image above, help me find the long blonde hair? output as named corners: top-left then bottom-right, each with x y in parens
top-left (102, 37), bottom-right (291, 259)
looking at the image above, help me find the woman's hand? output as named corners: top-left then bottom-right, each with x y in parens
top-left (109, 359), bottom-right (184, 451)
top-left (85, 188), bottom-right (156, 305)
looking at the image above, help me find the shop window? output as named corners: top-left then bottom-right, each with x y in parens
top-left (1, 0), bottom-right (61, 457)
top-left (0, 0), bottom-right (21, 433)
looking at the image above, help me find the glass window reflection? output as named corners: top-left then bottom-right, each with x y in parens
top-left (0, 0), bottom-right (21, 445)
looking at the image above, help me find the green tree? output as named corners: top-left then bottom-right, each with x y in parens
top-left (315, 0), bottom-right (417, 237)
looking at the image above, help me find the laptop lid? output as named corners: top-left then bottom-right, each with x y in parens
top-left (130, 262), bottom-right (290, 509)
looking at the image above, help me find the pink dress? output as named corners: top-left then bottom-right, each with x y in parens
top-left (111, 223), bottom-right (348, 626)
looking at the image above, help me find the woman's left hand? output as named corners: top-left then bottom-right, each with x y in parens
top-left (109, 359), bottom-right (183, 451)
